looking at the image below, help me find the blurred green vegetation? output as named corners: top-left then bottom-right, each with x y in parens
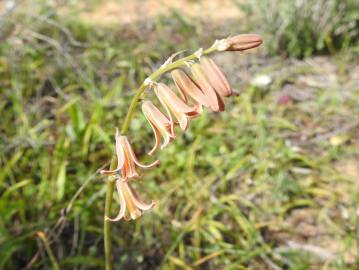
top-left (239, 0), bottom-right (359, 57)
top-left (0, 1), bottom-right (359, 269)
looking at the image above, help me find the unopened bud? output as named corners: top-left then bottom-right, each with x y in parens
top-left (219, 34), bottom-right (263, 51)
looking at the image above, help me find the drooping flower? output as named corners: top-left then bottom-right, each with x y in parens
top-left (199, 57), bottom-right (233, 97)
top-left (154, 83), bottom-right (199, 132)
top-left (190, 63), bottom-right (225, 112)
top-left (142, 100), bottom-right (176, 155)
top-left (171, 69), bottom-right (210, 111)
top-left (100, 129), bottom-right (159, 178)
top-left (106, 179), bottom-right (155, 222)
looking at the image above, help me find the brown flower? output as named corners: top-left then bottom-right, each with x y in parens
top-left (219, 34), bottom-right (263, 51)
top-left (200, 57), bottom-right (233, 97)
top-left (154, 83), bottom-right (199, 132)
top-left (191, 63), bottom-right (225, 112)
top-left (100, 129), bottom-right (159, 178)
top-left (171, 69), bottom-right (210, 112)
top-left (142, 100), bottom-right (176, 155)
top-left (106, 179), bottom-right (155, 221)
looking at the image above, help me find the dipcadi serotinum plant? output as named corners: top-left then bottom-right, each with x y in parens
top-left (101, 34), bottom-right (262, 269)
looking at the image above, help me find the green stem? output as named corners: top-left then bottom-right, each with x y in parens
top-left (104, 180), bottom-right (115, 270)
top-left (104, 157), bottom-right (117, 270)
top-left (37, 232), bottom-right (61, 270)
top-left (104, 45), bottom-right (217, 270)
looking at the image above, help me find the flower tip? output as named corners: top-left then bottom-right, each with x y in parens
top-left (225, 34), bottom-right (263, 51)
top-left (232, 90), bottom-right (240, 96)
top-left (105, 215), bottom-right (120, 222)
top-left (154, 159), bottom-right (160, 166)
top-left (100, 169), bottom-right (116, 176)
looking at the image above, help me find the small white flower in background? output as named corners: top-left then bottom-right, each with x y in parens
top-left (6, 1), bottom-right (16, 9)
top-left (251, 74), bottom-right (272, 88)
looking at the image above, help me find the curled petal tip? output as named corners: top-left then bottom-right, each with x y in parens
top-left (105, 215), bottom-right (123, 222)
top-left (232, 90), bottom-right (240, 96)
top-left (142, 100), bottom-right (175, 154)
top-left (108, 180), bottom-right (155, 222)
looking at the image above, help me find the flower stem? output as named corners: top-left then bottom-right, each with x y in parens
top-left (104, 180), bottom-right (115, 270)
top-left (104, 45), bottom-right (217, 269)
top-left (37, 232), bottom-right (61, 270)
top-left (104, 158), bottom-right (117, 270)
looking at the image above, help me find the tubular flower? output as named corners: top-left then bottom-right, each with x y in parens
top-left (171, 69), bottom-right (210, 112)
top-left (218, 34), bottom-right (263, 51)
top-left (191, 63), bottom-right (225, 112)
top-left (106, 179), bottom-right (155, 222)
top-left (154, 83), bottom-right (199, 132)
top-left (142, 100), bottom-right (175, 155)
top-left (100, 130), bottom-right (159, 178)
top-left (200, 57), bottom-right (233, 97)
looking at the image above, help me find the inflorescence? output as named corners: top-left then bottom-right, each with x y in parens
top-left (101, 34), bottom-right (262, 221)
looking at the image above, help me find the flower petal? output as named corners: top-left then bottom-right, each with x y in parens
top-left (200, 57), bottom-right (232, 97)
top-left (123, 136), bottom-right (160, 168)
top-left (127, 182), bottom-right (155, 211)
top-left (171, 69), bottom-right (210, 108)
top-left (155, 83), bottom-right (199, 131)
top-left (121, 181), bottom-right (142, 220)
top-left (100, 129), bottom-right (126, 176)
top-left (116, 136), bottom-right (139, 179)
top-left (156, 83), bottom-right (197, 113)
top-left (146, 119), bottom-right (162, 155)
top-left (105, 180), bottom-right (127, 222)
top-left (191, 63), bottom-right (225, 112)
top-left (142, 101), bottom-right (175, 154)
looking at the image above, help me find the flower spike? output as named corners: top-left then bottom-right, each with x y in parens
top-left (100, 129), bottom-right (159, 178)
top-left (142, 100), bottom-right (176, 155)
top-left (106, 179), bottom-right (155, 222)
top-left (101, 33), bottom-right (263, 225)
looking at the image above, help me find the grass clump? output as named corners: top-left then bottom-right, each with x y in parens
top-left (238, 0), bottom-right (359, 57)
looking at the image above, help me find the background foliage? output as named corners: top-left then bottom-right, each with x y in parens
top-left (238, 0), bottom-right (359, 57)
top-left (1, 0), bottom-right (359, 269)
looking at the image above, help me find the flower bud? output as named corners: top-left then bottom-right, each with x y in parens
top-left (219, 34), bottom-right (262, 51)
